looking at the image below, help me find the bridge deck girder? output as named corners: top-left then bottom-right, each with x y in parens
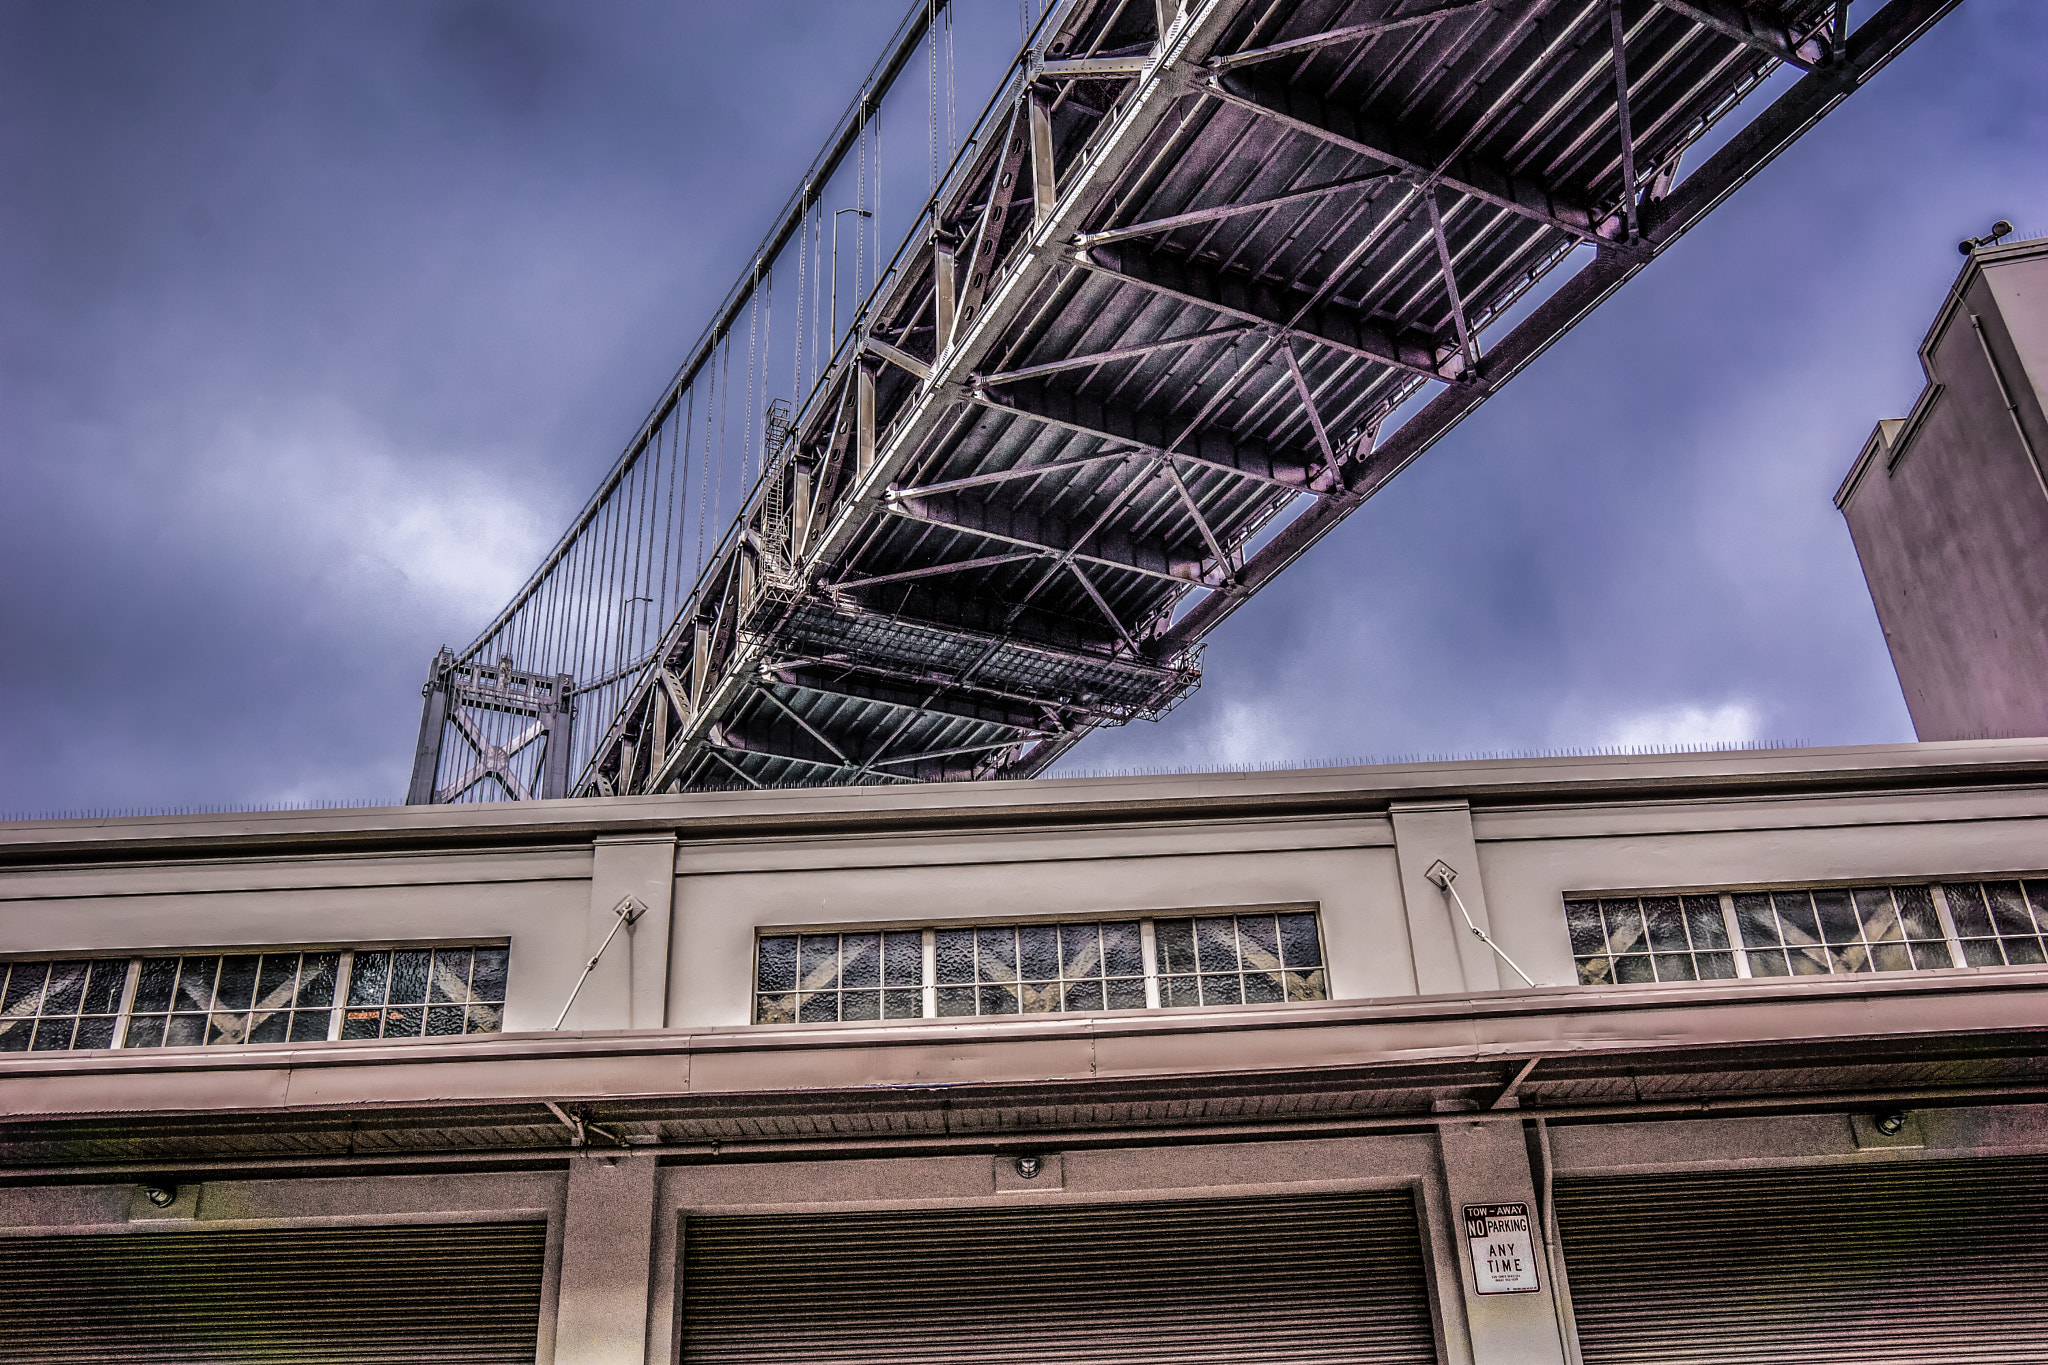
top-left (566, 0), bottom-right (1950, 797)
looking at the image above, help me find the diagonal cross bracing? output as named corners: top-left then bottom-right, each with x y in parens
top-left (973, 379), bottom-right (1320, 490)
top-left (1205, 69), bottom-right (1607, 245)
top-left (1076, 239), bottom-right (1450, 381)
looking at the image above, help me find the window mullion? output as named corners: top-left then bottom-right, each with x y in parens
top-left (111, 957), bottom-right (143, 1048)
top-left (1718, 894), bottom-right (1752, 978)
top-left (329, 950), bottom-right (355, 1042)
top-left (1927, 884), bottom-right (1968, 968)
top-left (920, 929), bottom-right (937, 1019)
top-left (1139, 918), bottom-right (1161, 1009)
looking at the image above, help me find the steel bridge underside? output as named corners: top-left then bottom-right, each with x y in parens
top-left (582, 0), bottom-right (1954, 797)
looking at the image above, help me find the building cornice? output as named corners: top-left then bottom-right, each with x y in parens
top-left (4, 740), bottom-right (2048, 867)
top-left (3, 966), bottom-right (2042, 1128)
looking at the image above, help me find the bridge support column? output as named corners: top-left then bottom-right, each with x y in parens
top-left (1028, 89), bottom-right (1056, 227)
top-left (539, 674), bottom-right (575, 799)
top-left (405, 650), bottom-right (454, 806)
top-left (856, 364), bottom-right (877, 480)
top-left (933, 243), bottom-right (957, 355)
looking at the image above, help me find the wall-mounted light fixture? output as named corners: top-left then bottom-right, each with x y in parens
top-left (142, 1184), bottom-right (177, 1208)
top-left (1958, 220), bottom-right (2014, 255)
top-left (1874, 1110), bottom-right (1910, 1136)
top-left (1013, 1155), bottom-right (1043, 1179)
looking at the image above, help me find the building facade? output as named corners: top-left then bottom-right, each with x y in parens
top-left (3, 740), bottom-right (2048, 1362)
top-left (1837, 233), bottom-right (2048, 741)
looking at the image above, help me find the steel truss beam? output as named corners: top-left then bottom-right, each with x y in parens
top-left (1077, 239), bottom-right (1448, 381)
top-left (890, 449), bottom-right (1141, 499)
top-left (563, 0), bottom-right (1950, 801)
top-left (886, 491), bottom-right (1216, 586)
top-left (978, 326), bottom-right (1251, 382)
top-left (1204, 69), bottom-right (1609, 247)
top-left (974, 378), bottom-right (1320, 490)
top-left (1205, 0), bottom-right (1501, 70)
top-left (1072, 173), bottom-right (1398, 247)
top-left (760, 666), bottom-right (1061, 735)
top-left (1654, 0), bottom-right (1830, 69)
top-left (1158, 0), bottom-right (1959, 653)
top-left (761, 647), bottom-right (1110, 725)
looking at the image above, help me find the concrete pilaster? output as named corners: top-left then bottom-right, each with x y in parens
top-left (571, 834), bottom-right (676, 1031)
top-left (552, 1153), bottom-right (659, 1365)
top-left (1435, 1120), bottom-right (1569, 1365)
top-left (1390, 799), bottom-right (1500, 993)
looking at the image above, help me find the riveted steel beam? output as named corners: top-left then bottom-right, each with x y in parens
top-left (1206, 0), bottom-right (1503, 70)
top-left (1073, 173), bottom-right (1399, 247)
top-left (1077, 239), bottom-right (1449, 381)
top-left (971, 380), bottom-right (1319, 491)
top-left (1204, 69), bottom-right (1607, 246)
top-left (978, 326), bottom-right (1252, 383)
top-left (1655, 0), bottom-right (1829, 68)
top-left (1158, 0), bottom-right (1959, 654)
top-left (885, 489), bottom-right (1215, 586)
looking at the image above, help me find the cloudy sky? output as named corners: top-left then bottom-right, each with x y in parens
top-left (2, 1), bottom-right (2043, 814)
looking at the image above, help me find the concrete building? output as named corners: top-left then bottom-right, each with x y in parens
top-left (1837, 233), bottom-right (2048, 741)
top-left (4, 740), bottom-right (2048, 1362)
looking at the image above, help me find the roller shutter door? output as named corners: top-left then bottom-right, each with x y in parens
top-left (1556, 1155), bottom-right (2048, 1363)
top-left (0, 1220), bottom-right (547, 1364)
top-left (681, 1191), bottom-right (1438, 1365)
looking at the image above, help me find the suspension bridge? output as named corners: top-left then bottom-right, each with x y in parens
top-left (407, 0), bottom-right (1956, 803)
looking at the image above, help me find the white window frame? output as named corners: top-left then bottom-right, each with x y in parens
top-left (751, 906), bottom-right (1329, 1023)
top-left (1568, 877), bottom-right (2048, 985)
top-left (0, 940), bottom-right (510, 1051)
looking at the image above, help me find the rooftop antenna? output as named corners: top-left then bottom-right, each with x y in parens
top-left (1959, 220), bottom-right (2015, 254)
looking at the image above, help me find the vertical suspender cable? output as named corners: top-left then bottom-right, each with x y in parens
top-left (698, 351), bottom-right (714, 580)
top-left (928, 0), bottom-right (939, 191)
top-left (658, 410), bottom-right (676, 631)
top-left (857, 95), bottom-right (868, 320)
top-left (809, 205), bottom-right (822, 393)
top-left (594, 479), bottom-right (620, 683)
top-left (715, 335), bottom-right (731, 535)
top-left (794, 202), bottom-right (808, 397)
top-left (873, 96), bottom-right (883, 292)
top-left (606, 463), bottom-right (629, 679)
top-left (744, 278), bottom-right (760, 488)
top-left (761, 267), bottom-right (773, 472)
top-left (680, 387), bottom-right (696, 599)
top-left (631, 420), bottom-right (653, 659)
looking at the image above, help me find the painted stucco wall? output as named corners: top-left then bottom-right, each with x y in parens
top-left (5, 743), bottom-right (2048, 1032)
top-left (1839, 242), bottom-right (2048, 741)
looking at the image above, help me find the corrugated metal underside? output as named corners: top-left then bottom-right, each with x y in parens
top-left (579, 0), bottom-right (1864, 794)
top-left (4, 1031), bottom-right (2042, 1168)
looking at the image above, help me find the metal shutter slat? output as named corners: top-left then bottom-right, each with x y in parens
top-left (680, 1191), bottom-right (1437, 1365)
top-left (1557, 1155), bottom-right (2048, 1364)
top-left (0, 1221), bottom-right (547, 1364)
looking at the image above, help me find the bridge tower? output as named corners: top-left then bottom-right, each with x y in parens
top-left (406, 649), bottom-right (575, 804)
